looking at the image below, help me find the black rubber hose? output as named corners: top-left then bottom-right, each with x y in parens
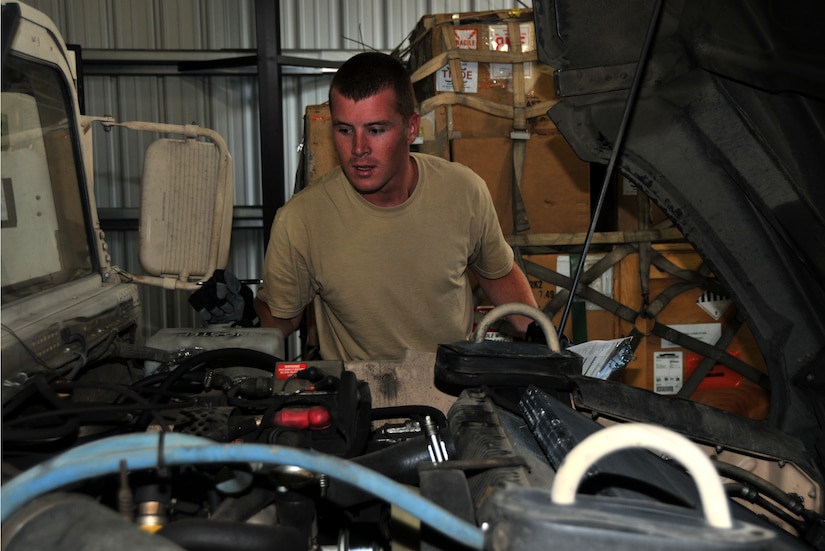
top-left (2, 376), bottom-right (79, 442)
top-left (211, 487), bottom-right (277, 522)
top-left (324, 434), bottom-right (436, 508)
top-left (156, 519), bottom-right (305, 551)
top-left (136, 348), bottom-right (282, 428)
top-left (713, 460), bottom-right (807, 517)
top-left (357, 434), bottom-right (438, 483)
top-left (1, 416), bottom-right (79, 442)
top-left (157, 348), bottom-right (282, 398)
top-left (725, 483), bottom-right (805, 533)
top-left (2, 376), bottom-right (42, 417)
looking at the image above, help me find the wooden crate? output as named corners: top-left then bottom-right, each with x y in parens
top-left (408, 8), bottom-right (557, 138)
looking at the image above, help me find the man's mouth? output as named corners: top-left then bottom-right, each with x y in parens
top-left (352, 163), bottom-right (374, 176)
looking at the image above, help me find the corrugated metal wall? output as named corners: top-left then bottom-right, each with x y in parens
top-left (24, 0), bottom-right (533, 344)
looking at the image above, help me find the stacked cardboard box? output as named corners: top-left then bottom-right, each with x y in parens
top-left (407, 8), bottom-right (591, 235)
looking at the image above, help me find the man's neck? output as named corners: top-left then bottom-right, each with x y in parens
top-left (363, 155), bottom-right (418, 207)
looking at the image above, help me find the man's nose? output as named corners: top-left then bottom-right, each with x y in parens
top-left (352, 130), bottom-right (369, 156)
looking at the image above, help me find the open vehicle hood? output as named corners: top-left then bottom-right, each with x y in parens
top-left (533, 0), bottom-right (825, 460)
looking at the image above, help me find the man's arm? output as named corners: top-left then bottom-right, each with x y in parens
top-left (254, 296), bottom-right (303, 337)
top-left (473, 262), bottom-right (538, 336)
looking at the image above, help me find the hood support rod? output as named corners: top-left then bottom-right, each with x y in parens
top-left (559, 0), bottom-right (664, 337)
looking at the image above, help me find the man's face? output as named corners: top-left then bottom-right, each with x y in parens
top-left (330, 87), bottom-right (420, 205)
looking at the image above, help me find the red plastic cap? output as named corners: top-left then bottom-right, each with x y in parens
top-left (272, 406), bottom-right (332, 430)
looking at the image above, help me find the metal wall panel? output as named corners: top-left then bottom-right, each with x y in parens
top-left (85, 74), bottom-right (261, 208)
top-left (27, 0), bottom-right (257, 49)
top-left (28, 0), bottom-right (530, 54)
top-left (22, 0), bottom-right (531, 344)
top-left (280, 0), bottom-right (533, 50)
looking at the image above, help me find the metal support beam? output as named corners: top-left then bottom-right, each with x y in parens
top-left (255, 0), bottom-right (285, 250)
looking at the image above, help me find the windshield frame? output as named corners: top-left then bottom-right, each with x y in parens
top-left (1, 50), bottom-right (99, 305)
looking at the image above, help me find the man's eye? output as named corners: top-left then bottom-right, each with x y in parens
top-left (336, 127), bottom-right (352, 135)
top-left (369, 127), bottom-right (385, 135)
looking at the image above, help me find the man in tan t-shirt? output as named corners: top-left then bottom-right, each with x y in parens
top-left (254, 52), bottom-right (537, 361)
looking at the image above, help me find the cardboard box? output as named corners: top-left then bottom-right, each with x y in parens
top-left (451, 133), bottom-right (590, 235)
top-left (302, 104), bottom-right (338, 187)
top-left (408, 9), bottom-right (557, 140)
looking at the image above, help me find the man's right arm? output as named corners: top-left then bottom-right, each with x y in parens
top-left (254, 297), bottom-right (303, 337)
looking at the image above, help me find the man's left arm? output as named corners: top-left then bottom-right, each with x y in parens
top-left (473, 262), bottom-right (538, 336)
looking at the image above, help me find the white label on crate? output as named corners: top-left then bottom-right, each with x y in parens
top-left (454, 28), bottom-right (478, 49)
top-left (436, 61), bottom-right (479, 93)
top-left (488, 23), bottom-right (534, 79)
top-left (654, 351), bottom-right (683, 394)
top-left (661, 323), bottom-right (721, 349)
top-left (436, 27), bottom-right (479, 93)
top-left (556, 255), bottom-right (613, 311)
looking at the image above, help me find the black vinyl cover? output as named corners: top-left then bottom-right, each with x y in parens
top-left (434, 341), bottom-right (581, 393)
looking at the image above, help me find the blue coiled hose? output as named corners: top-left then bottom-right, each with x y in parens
top-left (0, 432), bottom-right (485, 550)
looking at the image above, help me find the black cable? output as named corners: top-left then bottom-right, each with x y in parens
top-left (115, 373), bottom-right (208, 406)
top-left (2, 398), bottom-right (196, 428)
top-left (155, 348), bottom-right (282, 399)
top-left (1, 376), bottom-right (80, 442)
top-left (114, 371), bottom-right (204, 405)
top-left (713, 460), bottom-right (810, 518)
top-left (725, 483), bottom-right (806, 533)
top-left (558, 0), bottom-right (664, 337)
top-left (2, 416), bottom-right (80, 443)
top-left (134, 348), bottom-right (282, 429)
top-left (2, 375), bottom-right (47, 417)
top-left (52, 380), bottom-right (173, 431)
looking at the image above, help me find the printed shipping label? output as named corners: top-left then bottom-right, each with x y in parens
top-left (436, 27), bottom-right (480, 93)
top-left (488, 23), bottom-right (535, 79)
top-left (436, 61), bottom-right (479, 93)
top-left (654, 351), bottom-right (683, 394)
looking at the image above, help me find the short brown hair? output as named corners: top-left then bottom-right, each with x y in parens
top-left (329, 52), bottom-right (416, 119)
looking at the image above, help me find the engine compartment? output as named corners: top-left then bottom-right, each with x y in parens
top-left (2, 342), bottom-right (823, 550)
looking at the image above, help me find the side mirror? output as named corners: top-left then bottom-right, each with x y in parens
top-left (99, 121), bottom-right (234, 290)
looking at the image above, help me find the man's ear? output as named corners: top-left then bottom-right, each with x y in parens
top-left (407, 112), bottom-right (421, 144)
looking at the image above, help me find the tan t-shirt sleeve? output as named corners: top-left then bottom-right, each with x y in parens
top-left (464, 168), bottom-right (514, 279)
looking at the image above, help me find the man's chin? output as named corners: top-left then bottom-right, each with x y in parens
top-left (346, 177), bottom-right (383, 195)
